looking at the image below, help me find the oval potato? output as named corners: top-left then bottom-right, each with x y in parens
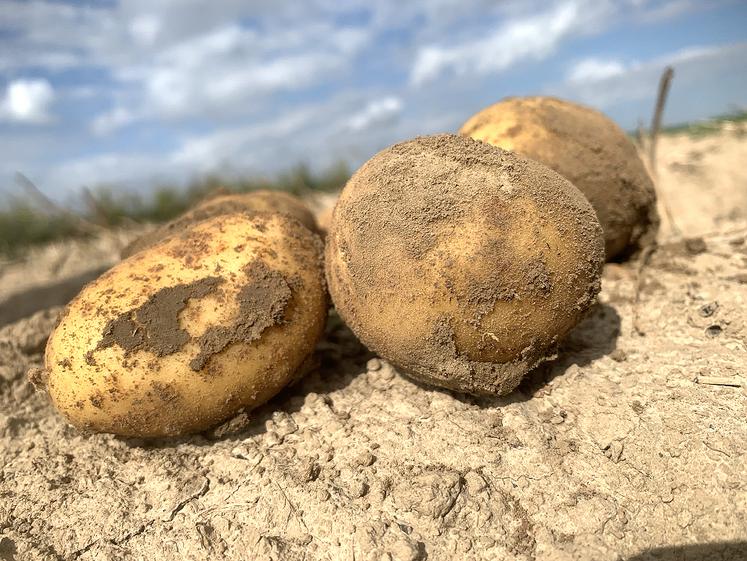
top-left (459, 96), bottom-right (659, 260)
top-left (45, 212), bottom-right (327, 437)
top-left (325, 134), bottom-right (604, 396)
top-left (121, 190), bottom-right (318, 258)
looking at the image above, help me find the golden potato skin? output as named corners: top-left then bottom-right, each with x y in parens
top-left (459, 96), bottom-right (658, 260)
top-left (325, 134), bottom-right (604, 396)
top-left (45, 212), bottom-right (327, 437)
top-left (121, 190), bottom-right (318, 258)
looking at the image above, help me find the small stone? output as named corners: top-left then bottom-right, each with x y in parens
top-left (26, 367), bottom-right (47, 388)
top-left (270, 411), bottom-right (298, 437)
top-left (355, 451), bottom-right (376, 467)
top-left (367, 358), bottom-right (382, 371)
top-left (264, 430), bottom-right (282, 447)
top-left (660, 488), bottom-right (674, 503)
top-left (349, 480), bottom-right (369, 498)
top-left (389, 537), bottom-right (422, 561)
top-left (299, 459), bottom-right (321, 482)
top-left (610, 349), bottom-right (627, 362)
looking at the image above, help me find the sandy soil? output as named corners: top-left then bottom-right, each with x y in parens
top-left (1, 129), bottom-right (746, 561)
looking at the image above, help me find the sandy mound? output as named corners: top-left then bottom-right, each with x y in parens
top-left (1, 129), bottom-right (746, 561)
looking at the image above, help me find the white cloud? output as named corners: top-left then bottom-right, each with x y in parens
top-left (0, 79), bottom-right (55, 124)
top-left (171, 106), bottom-right (320, 172)
top-left (91, 107), bottom-right (136, 136)
top-left (346, 97), bottom-right (403, 131)
top-left (90, 21), bottom-right (370, 132)
top-left (567, 58), bottom-right (626, 83)
top-left (554, 42), bottom-right (747, 108)
top-left (410, 0), bottom-right (611, 85)
top-left (634, 0), bottom-right (700, 23)
top-left (44, 152), bottom-right (175, 195)
top-left (42, 93), bottom-right (410, 194)
top-left (129, 14), bottom-right (162, 46)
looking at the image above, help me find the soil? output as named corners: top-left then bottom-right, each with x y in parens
top-left (1, 127), bottom-right (746, 561)
top-left (97, 277), bottom-right (223, 360)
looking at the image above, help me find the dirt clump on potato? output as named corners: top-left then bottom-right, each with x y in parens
top-left (96, 277), bottom-right (222, 359)
top-left (189, 260), bottom-right (292, 370)
top-left (326, 134), bottom-right (604, 395)
top-left (94, 261), bottom-right (292, 372)
top-left (460, 96), bottom-right (659, 260)
top-left (121, 190), bottom-right (318, 258)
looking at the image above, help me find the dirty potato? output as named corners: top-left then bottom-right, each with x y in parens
top-left (43, 212), bottom-right (327, 437)
top-left (459, 96), bottom-right (659, 260)
top-left (121, 190), bottom-right (318, 258)
top-left (325, 134), bottom-right (604, 396)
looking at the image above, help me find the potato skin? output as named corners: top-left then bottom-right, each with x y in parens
top-left (459, 96), bottom-right (659, 260)
top-left (121, 190), bottom-right (318, 258)
top-left (325, 134), bottom-right (604, 396)
top-left (45, 212), bottom-right (327, 437)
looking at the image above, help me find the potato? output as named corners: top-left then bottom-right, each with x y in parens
top-left (459, 96), bottom-right (659, 260)
top-left (121, 190), bottom-right (318, 258)
top-left (43, 212), bottom-right (327, 437)
top-left (325, 134), bottom-right (604, 396)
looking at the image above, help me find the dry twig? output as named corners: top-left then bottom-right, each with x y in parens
top-left (695, 376), bottom-right (743, 388)
top-left (649, 66), bottom-right (674, 172)
top-left (646, 67), bottom-right (681, 238)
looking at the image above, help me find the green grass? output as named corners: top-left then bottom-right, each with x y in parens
top-left (0, 200), bottom-right (84, 258)
top-left (659, 109), bottom-right (747, 138)
top-left (0, 162), bottom-right (350, 259)
top-left (627, 110), bottom-right (747, 139)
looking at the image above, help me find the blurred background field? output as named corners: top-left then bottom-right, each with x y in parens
top-left (0, 162), bottom-right (349, 259)
top-left (1, 109), bottom-right (746, 260)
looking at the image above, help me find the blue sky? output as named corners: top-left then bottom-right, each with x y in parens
top-left (1, 0), bottom-right (746, 201)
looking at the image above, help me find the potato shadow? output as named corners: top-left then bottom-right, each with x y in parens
top-left (624, 541), bottom-right (747, 561)
top-left (517, 301), bottom-right (622, 399)
top-left (0, 266), bottom-right (109, 327)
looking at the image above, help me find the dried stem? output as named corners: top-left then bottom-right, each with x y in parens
top-left (649, 66), bottom-right (674, 172)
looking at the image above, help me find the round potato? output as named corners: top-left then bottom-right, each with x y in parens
top-left (325, 134), bottom-right (604, 396)
top-left (44, 212), bottom-right (327, 437)
top-left (121, 190), bottom-right (318, 258)
top-left (459, 96), bottom-right (659, 260)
